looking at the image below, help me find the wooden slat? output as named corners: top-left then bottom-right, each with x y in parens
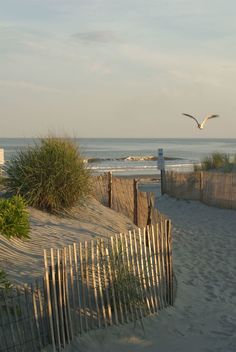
top-left (32, 284), bottom-right (43, 351)
top-left (124, 232), bottom-right (135, 321)
top-left (101, 240), bottom-right (112, 325)
top-left (68, 245), bottom-right (77, 332)
top-left (50, 248), bottom-right (61, 350)
top-left (63, 247), bottom-right (73, 339)
top-left (91, 240), bottom-right (101, 328)
top-left (79, 242), bottom-right (88, 331)
top-left (138, 228), bottom-right (151, 315)
top-left (56, 249), bottom-right (66, 347)
top-left (133, 229), bottom-right (146, 317)
top-left (155, 223), bottom-right (164, 309)
top-left (167, 220), bottom-right (174, 305)
top-left (24, 284), bottom-right (38, 352)
top-left (35, 280), bottom-right (47, 347)
top-left (118, 233), bottom-right (129, 322)
top-left (160, 221), bottom-right (167, 307)
top-left (44, 249), bottom-right (56, 351)
top-left (142, 228), bottom-right (155, 313)
top-left (150, 225), bottom-right (161, 310)
top-left (61, 248), bottom-right (71, 343)
top-left (96, 240), bottom-right (107, 327)
top-left (73, 243), bottom-right (83, 333)
top-left (85, 241), bottom-right (93, 329)
top-left (146, 226), bottom-right (159, 312)
top-left (164, 220), bottom-right (170, 305)
top-left (129, 230), bottom-right (143, 321)
top-left (105, 247), bottom-right (119, 325)
top-left (111, 236), bottom-right (124, 324)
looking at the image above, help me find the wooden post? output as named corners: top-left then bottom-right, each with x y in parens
top-left (200, 171), bottom-right (204, 201)
top-left (161, 170), bottom-right (165, 195)
top-left (133, 179), bottom-right (138, 226)
top-left (108, 171), bottom-right (112, 208)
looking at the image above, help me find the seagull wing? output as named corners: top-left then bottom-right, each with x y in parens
top-left (201, 114), bottom-right (219, 128)
top-left (182, 113), bottom-right (200, 126)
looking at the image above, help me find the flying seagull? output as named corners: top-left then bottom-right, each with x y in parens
top-left (182, 113), bottom-right (219, 130)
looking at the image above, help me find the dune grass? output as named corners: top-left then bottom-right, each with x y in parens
top-left (196, 152), bottom-right (236, 173)
top-left (6, 137), bottom-right (92, 213)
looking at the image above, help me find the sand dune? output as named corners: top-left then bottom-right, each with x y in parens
top-left (0, 197), bottom-right (136, 284)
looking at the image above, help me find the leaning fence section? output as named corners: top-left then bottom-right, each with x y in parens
top-left (93, 173), bottom-right (156, 228)
top-left (163, 171), bottom-right (236, 209)
top-left (43, 221), bottom-right (173, 351)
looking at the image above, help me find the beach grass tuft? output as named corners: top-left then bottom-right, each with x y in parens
top-left (196, 152), bottom-right (235, 173)
top-left (6, 137), bottom-right (92, 213)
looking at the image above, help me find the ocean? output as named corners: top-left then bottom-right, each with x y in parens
top-left (0, 138), bottom-right (236, 176)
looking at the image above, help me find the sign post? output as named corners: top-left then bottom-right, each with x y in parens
top-left (0, 149), bottom-right (4, 175)
top-left (157, 148), bottom-right (165, 195)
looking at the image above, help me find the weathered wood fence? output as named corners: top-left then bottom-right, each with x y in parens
top-left (163, 171), bottom-right (236, 209)
top-left (93, 173), bottom-right (157, 228)
top-left (0, 221), bottom-right (173, 352)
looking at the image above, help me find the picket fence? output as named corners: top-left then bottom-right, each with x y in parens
top-left (0, 221), bottom-right (173, 352)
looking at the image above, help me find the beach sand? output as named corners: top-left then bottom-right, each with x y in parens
top-left (1, 191), bottom-right (236, 351)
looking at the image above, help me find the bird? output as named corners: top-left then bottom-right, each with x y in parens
top-left (182, 113), bottom-right (219, 130)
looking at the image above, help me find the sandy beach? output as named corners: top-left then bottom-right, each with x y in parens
top-left (1, 191), bottom-right (236, 351)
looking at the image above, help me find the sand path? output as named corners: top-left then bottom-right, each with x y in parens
top-left (69, 195), bottom-right (236, 352)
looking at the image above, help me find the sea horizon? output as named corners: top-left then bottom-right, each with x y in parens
top-left (1, 137), bottom-right (236, 176)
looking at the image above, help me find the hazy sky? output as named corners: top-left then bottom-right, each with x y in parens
top-left (0, 0), bottom-right (236, 138)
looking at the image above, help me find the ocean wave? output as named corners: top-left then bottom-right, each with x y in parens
top-left (85, 155), bottom-right (181, 163)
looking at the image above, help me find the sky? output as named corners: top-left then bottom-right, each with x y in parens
top-left (0, 0), bottom-right (236, 138)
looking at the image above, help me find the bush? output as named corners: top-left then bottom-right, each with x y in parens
top-left (0, 196), bottom-right (30, 238)
top-left (6, 138), bottom-right (91, 212)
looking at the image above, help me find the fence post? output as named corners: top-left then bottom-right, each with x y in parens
top-left (133, 179), bottom-right (138, 226)
top-left (199, 171), bottom-right (203, 201)
top-left (108, 171), bottom-right (112, 208)
top-left (161, 170), bottom-right (165, 195)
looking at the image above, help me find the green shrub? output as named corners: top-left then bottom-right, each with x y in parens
top-left (0, 196), bottom-right (30, 238)
top-left (6, 138), bottom-right (91, 212)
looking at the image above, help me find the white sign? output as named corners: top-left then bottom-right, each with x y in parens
top-left (0, 149), bottom-right (4, 165)
top-left (157, 148), bottom-right (165, 170)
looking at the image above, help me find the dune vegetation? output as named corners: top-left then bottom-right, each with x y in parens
top-left (196, 152), bottom-right (236, 173)
top-left (6, 137), bottom-right (92, 213)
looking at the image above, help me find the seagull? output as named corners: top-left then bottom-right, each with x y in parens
top-left (182, 113), bottom-right (219, 130)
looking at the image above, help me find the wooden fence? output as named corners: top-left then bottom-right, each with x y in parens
top-left (93, 173), bottom-right (157, 228)
top-left (0, 221), bottom-right (173, 352)
top-left (163, 171), bottom-right (236, 209)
